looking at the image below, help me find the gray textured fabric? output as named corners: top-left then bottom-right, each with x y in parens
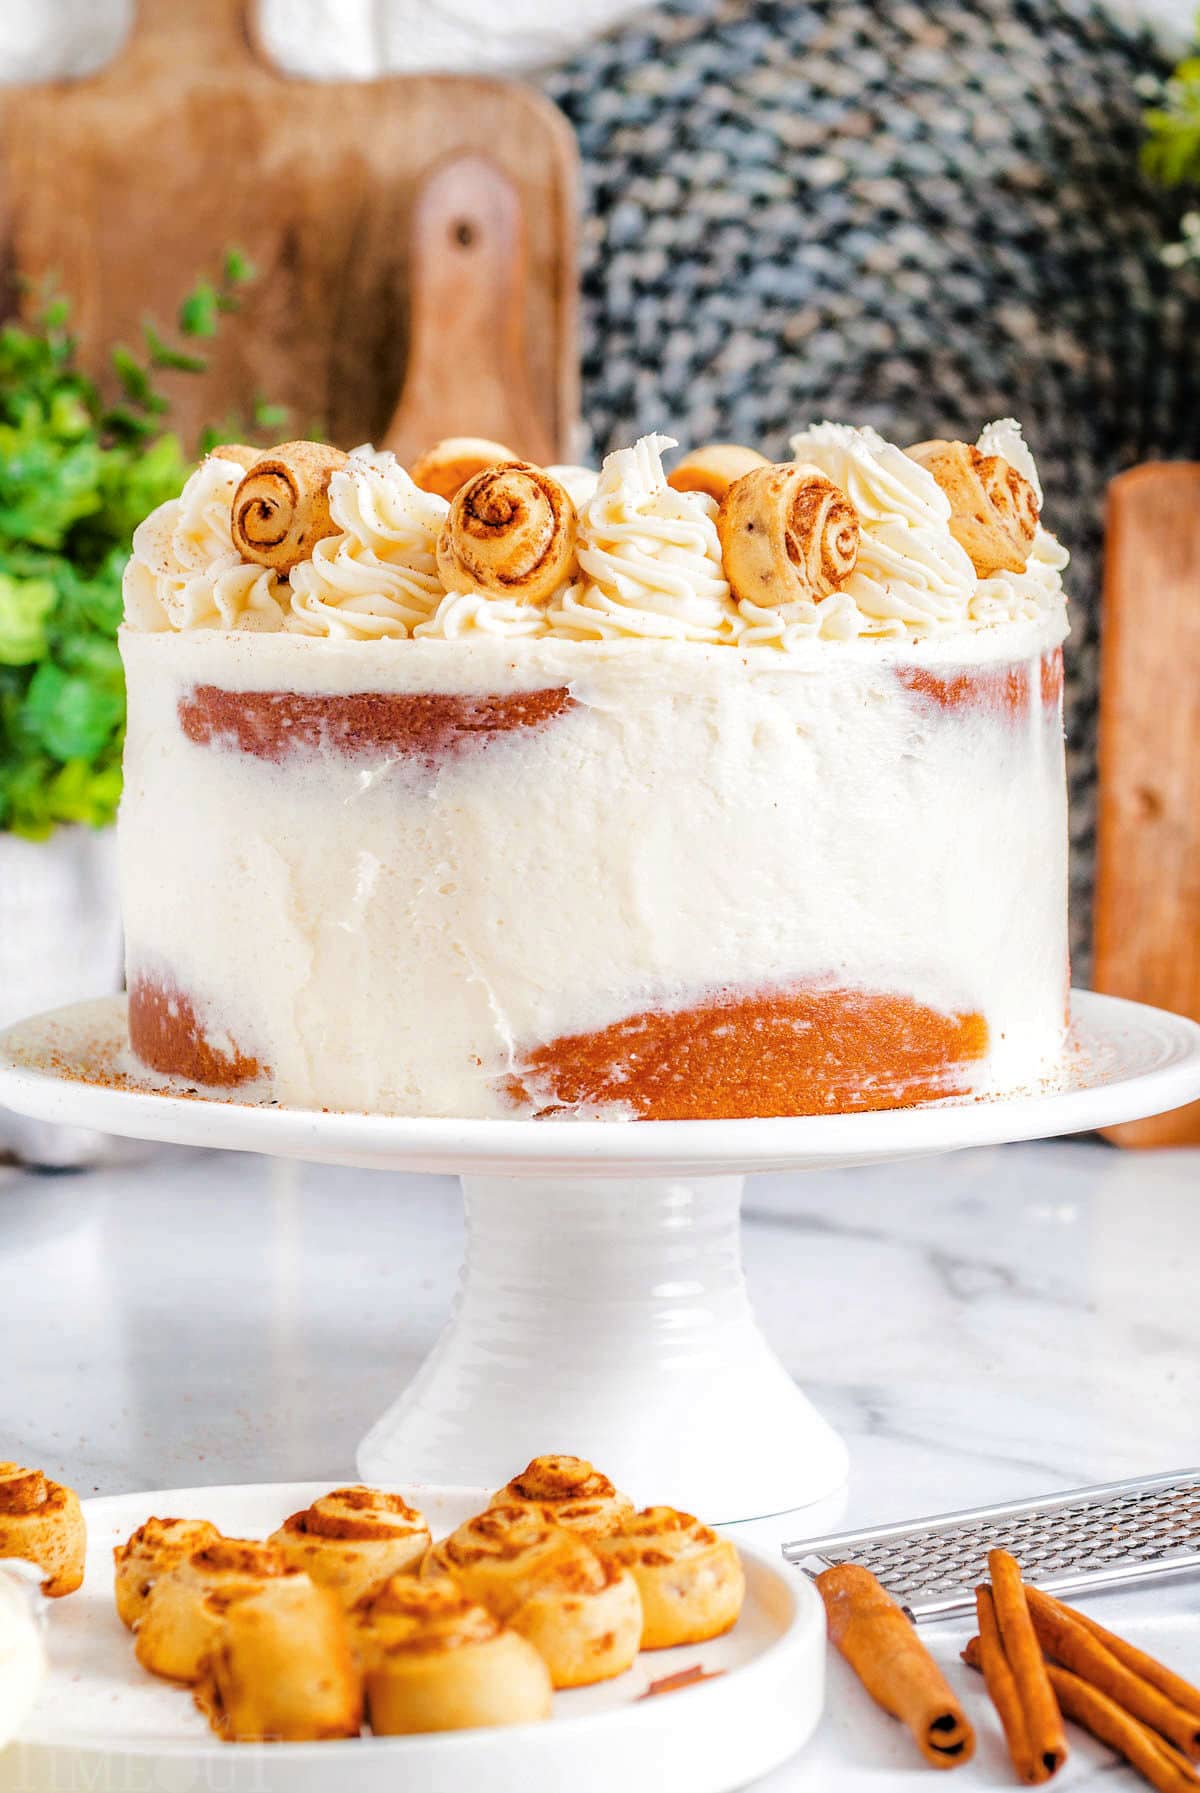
top-left (544, 0), bottom-right (1200, 971)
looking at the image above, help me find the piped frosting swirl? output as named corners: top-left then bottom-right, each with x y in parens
top-left (545, 434), bottom-right (736, 643)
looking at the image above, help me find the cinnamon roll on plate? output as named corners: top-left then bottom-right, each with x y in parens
top-left (134, 1536), bottom-right (293, 1684)
top-left (114, 1515), bottom-right (221, 1629)
top-left (194, 1573), bottom-right (362, 1743)
top-left (427, 1503), bottom-right (642, 1688)
top-left (354, 1573), bottom-right (552, 1734)
top-left (489, 1455), bottom-right (635, 1538)
top-left (593, 1506), bottom-right (745, 1649)
top-left (0, 1464), bottom-right (85, 1598)
top-left (269, 1486), bottom-right (430, 1608)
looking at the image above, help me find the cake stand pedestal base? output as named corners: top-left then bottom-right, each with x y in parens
top-left (357, 1174), bottom-right (848, 1521)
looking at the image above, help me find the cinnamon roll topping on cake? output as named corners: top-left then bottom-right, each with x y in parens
top-left (490, 1455), bottom-right (635, 1537)
top-left (436, 462), bottom-right (578, 606)
top-left (410, 436), bottom-right (521, 501)
top-left (231, 442), bottom-right (349, 574)
top-left (118, 416), bottom-right (1071, 1122)
top-left (717, 462), bottom-right (860, 606)
top-left (0, 1464), bottom-right (85, 1598)
top-left (270, 1486), bottom-right (430, 1608)
top-left (906, 438), bottom-right (1039, 578)
top-left (667, 442), bottom-right (770, 501)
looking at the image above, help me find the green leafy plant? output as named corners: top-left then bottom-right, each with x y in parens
top-left (0, 251), bottom-right (280, 839)
top-left (1142, 11), bottom-right (1200, 267)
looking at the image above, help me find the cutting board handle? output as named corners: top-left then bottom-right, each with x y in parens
top-left (381, 152), bottom-right (554, 468)
top-left (114, 0), bottom-right (262, 74)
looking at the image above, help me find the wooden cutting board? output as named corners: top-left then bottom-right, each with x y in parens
top-left (1094, 461), bottom-right (1200, 1147)
top-left (0, 0), bottom-right (578, 463)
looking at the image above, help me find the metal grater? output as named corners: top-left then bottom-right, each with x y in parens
top-left (782, 1470), bottom-right (1200, 1622)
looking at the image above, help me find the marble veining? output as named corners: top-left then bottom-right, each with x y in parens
top-left (1, 1138), bottom-right (1198, 1788)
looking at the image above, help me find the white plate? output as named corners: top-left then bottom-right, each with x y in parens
top-left (1, 1482), bottom-right (824, 1793)
top-left (1, 990), bottom-right (1199, 1175)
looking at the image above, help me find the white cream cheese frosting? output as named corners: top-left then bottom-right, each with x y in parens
top-left (122, 456), bottom-right (287, 632)
top-left (119, 621), bottom-right (1071, 1118)
top-left (285, 456), bottom-right (448, 640)
top-left (544, 434), bottom-right (737, 643)
top-left (783, 420), bottom-right (1068, 638)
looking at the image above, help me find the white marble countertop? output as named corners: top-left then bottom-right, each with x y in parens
top-left (2, 1137), bottom-right (1198, 1788)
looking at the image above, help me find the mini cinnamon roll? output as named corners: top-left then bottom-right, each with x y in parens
top-left (135, 1537), bottom-right (292, 1684)
top-left (906, 439), bottom-right (1039, 577)
top-left (353, 1573), bottom-right (551, 1733)
top-left (593, 1506), bottom-right (745, 1649)
top-left (0, 1464), bottom-right (85, 1598)
top-left (717, 463), bottom-right (860, 607)
top-left (436, 462), bottom-right (577, 606)
top-left (114, 1516), bottom-right (221, 1628)
top-left (207, 443), bottom-right (260, 471)
top-left (410, 436), bottom-right (521, 502)
top-left (194, 1573), bottom-right (362, 1742)
top-left (269, 1486), bottom-right (430, 1609)
top-left (427, 1503), bottom-right (641, 1688)
top-left (231, 441), bottom-right (349, 573)
top-left (489, 1455), bottom-right (635, 1538)
top-left (667, 443), bottom-right (770, 502)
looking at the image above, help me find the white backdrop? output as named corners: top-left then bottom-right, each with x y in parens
top-left (0, 0), bottom-right (1191, 84)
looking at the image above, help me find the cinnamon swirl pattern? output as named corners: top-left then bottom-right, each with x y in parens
top-left (231, 443), bottom-right (349, 575)
top-left (427, 1503), bottom-right (643, 1688)
top-left (435, 462), bottom-right (578, 607)
top-left (353, 1574), bottom-right (552, 1734)
top-left (269, 1486), bottom-right (430, 1609)
top-left (907, 438), bottom-right (1039, 578)
top-left (489, 1455), bottom-right (635, 1538)
top-left (195, 1575), bottom-right (362, 1743)
top-left (410, 437), bottom-right (520, 502)
top-left (593, 1506), bottom-right (745, 1649)
top-left (718, 462), bottom-right (861, 611)
top-left (0, 1464), bottom-right (85, 1599)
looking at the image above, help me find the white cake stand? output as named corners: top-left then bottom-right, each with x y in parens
top-left (3, 991), bottom-right (1199, 1521)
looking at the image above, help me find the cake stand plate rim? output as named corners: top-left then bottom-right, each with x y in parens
top-left (7, 1479), bottom-right (823, 1793)
top-left (0, 990), bottom-right (1197, 1175)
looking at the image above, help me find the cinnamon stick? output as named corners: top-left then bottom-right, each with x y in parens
top-left (817, 1564), bottom-right (975, 1769)
top-left (988, 1549), bottom-right (1068, 1779)
top-left (964, 1639), bottom-right (1200, 1793)
top-left (973, 1585), bottom-right (1048, 1783)
top-left (1025, 1586), bottom-right (1200, 1759)
top-left (1035, 1590), bottom-right (1200, 1733)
